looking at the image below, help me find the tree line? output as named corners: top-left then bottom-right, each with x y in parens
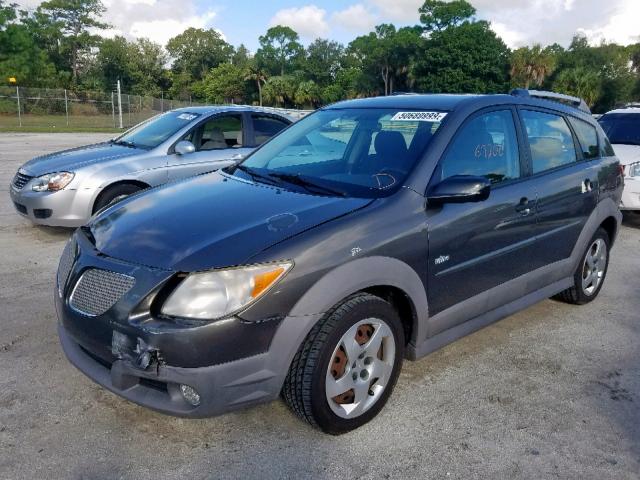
top-left (1, 0), bottom-right (639, 113)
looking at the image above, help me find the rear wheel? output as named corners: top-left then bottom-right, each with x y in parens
top-left (93, 184), bottom-right (143, 214)
top-left (554, 228), bottom-right (610, 305)
top-left (282, 293), bottom-right (404, 434)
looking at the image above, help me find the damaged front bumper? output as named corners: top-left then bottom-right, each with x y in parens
top-left (54, 229), bottom-right (294, 417)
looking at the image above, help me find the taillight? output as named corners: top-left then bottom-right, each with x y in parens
top-left (619, 164), bottom-right (625, 176)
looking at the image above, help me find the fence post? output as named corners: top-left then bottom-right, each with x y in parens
top-left (161, 91), bottom-right (164, 112)
top-left (64, 89), bottom-right (69, 126)
top-left (111, 91), bottom-right (116, 128)
top-left (127, 94), bottom-right (131, 127)
top-left (116, 80), bottom-right (123, 129)
top-left (16, 86), bottom-right (22, 127)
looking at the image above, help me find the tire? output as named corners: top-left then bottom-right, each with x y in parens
top-left (93, 184), bottom-right (142, 214)
top-left (282, 292), bottom-right (404, 434)
top-left (554, 228), bottom-right (610, 305)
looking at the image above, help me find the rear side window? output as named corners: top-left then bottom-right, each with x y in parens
top-left (438, 110), bottom-right (520, 184)
top-left (252, 115), bottom-right (290, 145)
top-left (568, 117), bottom-right (599, 159)
top-left (521, 110), bottom-right (578, 174)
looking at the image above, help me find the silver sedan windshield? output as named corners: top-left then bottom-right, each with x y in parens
top-left (116, 111), bottom-right (202, 149)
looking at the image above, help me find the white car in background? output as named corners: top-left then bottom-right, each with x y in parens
top-left (599, 107), bottom-right (640, 212)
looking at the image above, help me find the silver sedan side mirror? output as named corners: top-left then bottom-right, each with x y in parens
top-left (175, 140), bottom-right (196, 155)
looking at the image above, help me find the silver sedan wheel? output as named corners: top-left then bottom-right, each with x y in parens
top-left (581, 238), bottom-right (607, 296)
top-left (325, 318), bottom-right (396, 419)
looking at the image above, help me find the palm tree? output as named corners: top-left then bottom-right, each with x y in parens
top-left (553, 67), bottom-right (601, 108)
top-left (510, 45), bottom-right (556, 89)
top-left (245, 63), bottom-right (268, 106)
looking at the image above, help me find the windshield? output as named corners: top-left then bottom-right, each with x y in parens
top-left (235, 108), bottom-right (445, 198)
top-left (598, 113), bottom-right (640, 146)
top-left (115, 111), bottom-right (201, 149)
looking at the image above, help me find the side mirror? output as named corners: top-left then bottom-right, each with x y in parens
top-left (427, 175), bottom-right (491, 205)
top-left (175, 140), bottom-right (196, 155)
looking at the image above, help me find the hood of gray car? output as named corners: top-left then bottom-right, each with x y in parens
top-left (88, 172), bottom-right (372, 271)
top-left (19, 142), bottom-right (144, 177)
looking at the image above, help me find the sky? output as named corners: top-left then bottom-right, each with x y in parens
top-left (14, 0), bottom-right (640, 50)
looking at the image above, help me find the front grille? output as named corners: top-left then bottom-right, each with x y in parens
top-left (57, 238), bottom-right (76, 296)
top-left (12, 171), bottom-right (33, 190)
top-left (70, 269), bottom-right (135, 316)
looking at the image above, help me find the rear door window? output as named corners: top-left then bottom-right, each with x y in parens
top-left (252, 115), bottom-right (290, 145)
top-left (438, 109), bottom-right (521, 184)
top-left (568, 117), bottom-right (599, 159)
top-left (521, 110), bottom-right (578, 174)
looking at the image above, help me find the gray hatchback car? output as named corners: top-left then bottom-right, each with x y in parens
top-left (9, 106), bottom-right (292, 226)
top-left (56, 90), bottom-right (623, 433)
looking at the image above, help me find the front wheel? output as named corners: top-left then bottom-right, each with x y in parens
top-left (554, 228), bottom-right (610, 305)
top-left (282, 293), bottom-right (404, 434)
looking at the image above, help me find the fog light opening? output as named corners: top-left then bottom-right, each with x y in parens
top-left (179, 384), bottom-right (201, 406)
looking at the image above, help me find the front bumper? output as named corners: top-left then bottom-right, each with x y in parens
top-left (9, 185), bottom-right (95, 227)
top-left (55, 229), bottom-right (318, 417)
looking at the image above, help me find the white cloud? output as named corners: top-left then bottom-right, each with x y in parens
top-left (17, 0), bottom-right (221, 47)
top-left (332, 4), bottom-right (378, 32)
top-left (269, 5), bottom-right (330, 40)
top-left (475, 0), bottom-right (638, 48)
top-left (366, 0), bottom-right (423, 22)
top-left (577, 1), bottom-right (640, 46)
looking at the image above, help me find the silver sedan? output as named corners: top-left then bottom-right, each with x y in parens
top-left (9, 106), bottom-right (293, 227)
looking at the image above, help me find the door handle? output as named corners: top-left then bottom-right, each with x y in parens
top-left (515, 197), bottom-right (532, 216)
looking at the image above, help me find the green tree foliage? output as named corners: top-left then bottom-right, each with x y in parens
top-left (510, 44), bottom-right (557, 88)
top-left (419, 0), bottom-right (476, 32)
top-left (305, 39), bottom-right (344, 87)
top-left (262, 75), bottom-right (297, 107)
top-left (349, 24), bottom-right (422, 96)
top-left (202, 63), bottom-right (247, 103)
top-left (1, 0), bottom-right (638, 111)
top-left (166, 28), bottom-right (233, 81)
top-left (256, 25), bottom-right (304, 76)
top-left (0, 1), bottom-right (60, 86)
top-left (95, 36), bottom-right (168, 96)
top-left (37, 0), bottom-right (109, 83)
top-left (414, 21), bottom-right (510, 93)
top-left (553, 67), bottom-right (601, 107)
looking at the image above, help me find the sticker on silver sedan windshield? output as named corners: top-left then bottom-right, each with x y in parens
top-left (391, 111), bottom-right (447, 122)
top-left (177, 113), bottom-right (198, 121)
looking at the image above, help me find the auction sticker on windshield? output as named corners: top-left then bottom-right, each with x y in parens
top-left (177, 113), bottom-right (199, 121)
top-left (391, 111), bottom-right (448, 122)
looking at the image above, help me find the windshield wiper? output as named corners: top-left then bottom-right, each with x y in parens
top-left (234, 165), bottom-right (283, 187)
top-left (268, 172), bottom-right (346, 197)
top-left (111, 139), bottom-right (137, 148)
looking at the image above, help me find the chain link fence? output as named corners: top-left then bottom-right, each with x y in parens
top-left (0, 86), bottom-right (201, 130)
top-left (0, 87), bottom-right (314, 130)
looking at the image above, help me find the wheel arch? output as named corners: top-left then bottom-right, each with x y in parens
top-left (287, 256), bottom-right (429, 348)
top-left (92, 179), bottom-right (151, 214)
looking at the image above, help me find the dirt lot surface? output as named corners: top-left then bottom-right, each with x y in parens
top-left (1, 133), bottom-right (639, 480)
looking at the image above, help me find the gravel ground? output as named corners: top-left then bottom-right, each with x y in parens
top-left (0, 132), bottom-right (638, 480)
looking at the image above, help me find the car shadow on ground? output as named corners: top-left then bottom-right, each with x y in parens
top-left (621, 212), bottom-right (640, 228)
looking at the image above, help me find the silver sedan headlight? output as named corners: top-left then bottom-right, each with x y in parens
top-left (161, 262), bottom-right (293, 320)
top-left (32, 172), bottom-right (75, 192)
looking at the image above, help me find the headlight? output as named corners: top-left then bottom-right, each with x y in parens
top-left (628, 162), bottom-right (640, 177)
top-left (161, 262), bottom-right (292, 320)
top-left (32, 172), bottom-right (75, 192)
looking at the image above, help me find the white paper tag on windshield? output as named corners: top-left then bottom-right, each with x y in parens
top-left (177, 113), bottom-right (198, 121)
top-left (391, 111), bottom-right (447, 122)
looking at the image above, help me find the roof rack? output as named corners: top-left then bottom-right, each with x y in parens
top-left (510, 89), bottom-right (591, 114)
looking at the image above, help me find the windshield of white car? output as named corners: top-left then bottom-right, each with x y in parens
top-left (234, 108), bottom-right (445, 198)
top-left (599, 113), bottom-right (640, 146)
top-left (115, 111), bottom-right (202, 149)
